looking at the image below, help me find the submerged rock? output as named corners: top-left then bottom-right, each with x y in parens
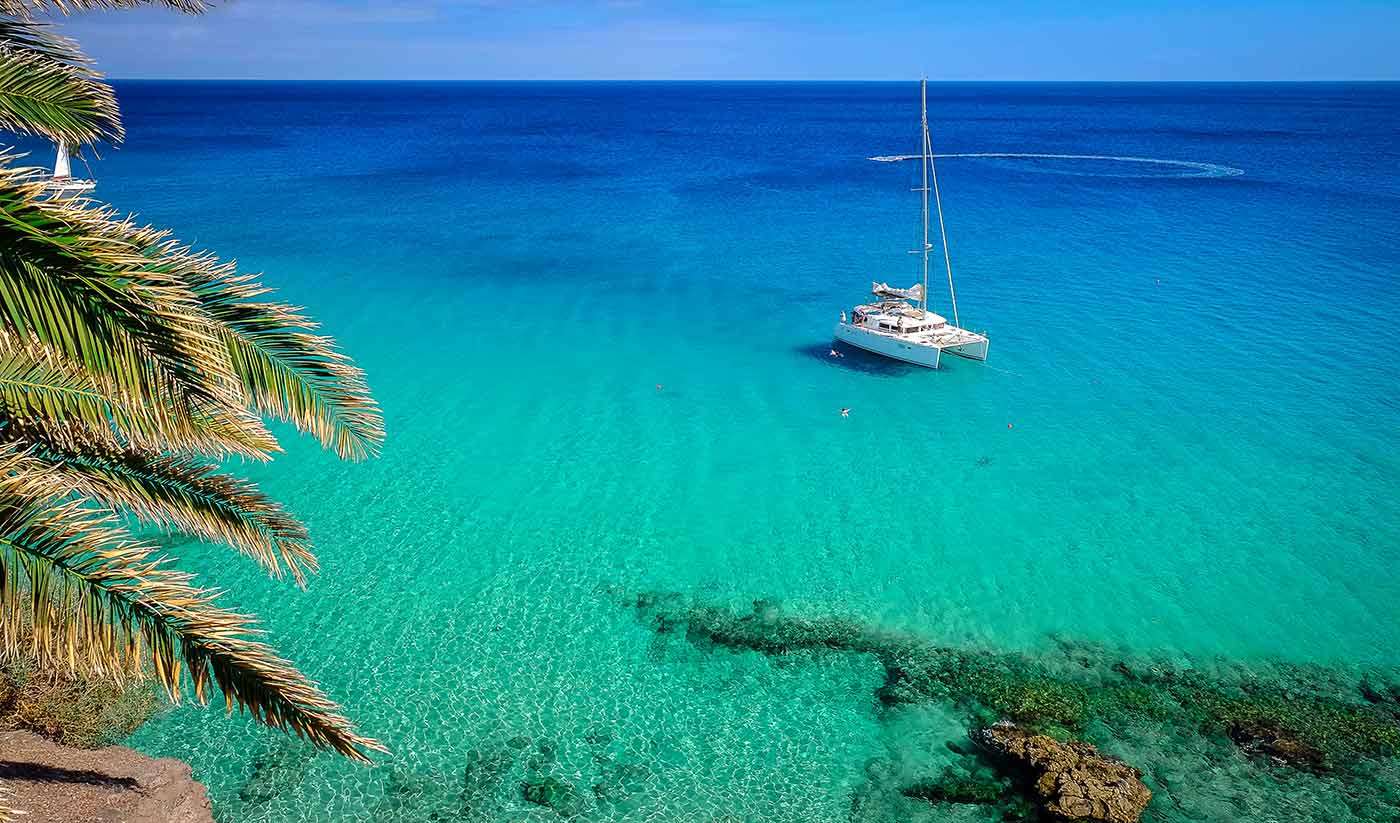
top-left (902, 766), bottom-right (1010, 805)
top-left (237, 739), bottom-right (313, 805)
top-left (628, 592), bottom-right (1400, 771)
top-left (521, 775), bottom-right (588, 818)
top-left (461, 742), bottom-right (516, 815)
top-left (1228, 719), bottom-right (1327, 772)
top-left (976, 722), bottom-right (1152, 823)
top-left (374, 768), bottom-right (462, 822)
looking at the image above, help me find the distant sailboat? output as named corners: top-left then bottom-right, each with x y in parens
top-left (833, 79), bottom-right (988, 368)
top-left (44, 142), bottom-right (95, 196)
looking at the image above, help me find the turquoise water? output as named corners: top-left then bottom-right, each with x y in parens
top-left (80, 82), bottom-right (1400, 820)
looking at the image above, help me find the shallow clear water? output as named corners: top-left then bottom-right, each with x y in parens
top-left (74, 81), bottom-right (1400, 820)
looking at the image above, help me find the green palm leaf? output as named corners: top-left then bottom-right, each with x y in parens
top-left (0, 448), bottom-right (381, 761)
top-left (0, 18), bottom-right (91, 68)
top-left (0, 0), bottom-right (208, 17)
top-left (0, 0), bottom-right (386, 765)
top-left (0, 339), bottom-right (131, 450)
top-left (182, 267), bottom-right (385, 461)
top-left (0, 333), bottom-right (247, 457)
top-left (0, 165), bottom-right (279, 458)
top-left (0, 42), bottom-right (120, 147)
top-left (29, 443), bottom-right (317, 584)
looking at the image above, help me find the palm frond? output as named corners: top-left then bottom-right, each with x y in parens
top-left (0, 164), bottom-right (278, 459)
top-left (0, 17), bottom-right (90, 67)
top-left (0, 333), bottom-right (226, 454)
top-left (27, 443), bottom-right (316, 584)
top-left (184, 267), bottom-right (384, 461)
top-left (0, 0), bottom-right (208, 17)
top-left (0, 448), bottom-right (381, 761)
top-left (0, 340), bottom-right (130, 450)
top-left (0, 42), bottom-right (119, 148)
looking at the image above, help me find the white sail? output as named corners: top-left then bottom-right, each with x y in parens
top-left (54, 143), bottom-right (71, 179)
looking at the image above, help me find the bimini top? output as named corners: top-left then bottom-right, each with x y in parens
top-left (872, 281), bottom-right (924, 302)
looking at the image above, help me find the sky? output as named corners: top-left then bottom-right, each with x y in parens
top-left (52, 0), bottom-right (1400, 81)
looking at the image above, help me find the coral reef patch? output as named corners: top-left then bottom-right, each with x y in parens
top-left (976, 721), bottom-right (1151, 822)
top-left (625, 591), bottom-right (1400, 822)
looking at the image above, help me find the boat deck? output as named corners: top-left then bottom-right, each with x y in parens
top-left (846, 302), bottom-right (986, 350)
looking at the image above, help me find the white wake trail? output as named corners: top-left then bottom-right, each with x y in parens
top-left (868, 152), bottom-right (1244, 178)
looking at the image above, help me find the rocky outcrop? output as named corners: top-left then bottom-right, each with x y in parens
top-left (976, 722), bottom-right (1151, 823)
top-left (1227, 719), bottom-right (1327, 772)
top-left (0, 730), bottom-right (212, 823)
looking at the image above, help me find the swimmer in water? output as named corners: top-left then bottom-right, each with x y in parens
top-left (841, 408), bottom-right (851, 418)
top-left (829, 348), bottom-right (844, 358)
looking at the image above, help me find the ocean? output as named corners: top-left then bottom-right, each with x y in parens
top-left (72, 81), bottom-right (1400, 821)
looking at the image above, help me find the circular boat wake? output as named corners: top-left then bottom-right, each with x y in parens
top-left (868, 152), bottom-right (1244, 179)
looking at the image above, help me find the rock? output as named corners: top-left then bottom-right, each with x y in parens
top-left (976, 722), bottom-right (1152, 823)
top-left (1359, 677), bottom-right (1400, 707)
top-left (0, 730), bottom-right (212, 823)
top-left (374, 768), bottom-right (460, 822)
top-left (903, 767), bottom-right (1009, 805)
top-left (521, 775), bottom-right (587, 818)
top-left (461, 742), bottom-right (515, 813)
top-left (1227, 719), bottom-right (1327, 771)
top-left (237, 739), bottom-right (312, 805)
top-left (591, 760), bottom-right (652, 807)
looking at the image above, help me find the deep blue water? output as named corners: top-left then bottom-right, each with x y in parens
top-left (49, 81), bottom-right (1400, 821)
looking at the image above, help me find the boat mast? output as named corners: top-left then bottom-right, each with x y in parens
top-left (923, 80), bottom-right (961, 327)
top-left (919, 79), bottom-right (931, 314)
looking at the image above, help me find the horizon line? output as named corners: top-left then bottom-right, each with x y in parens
top-left (109, 77), bottom-right (1400, 84)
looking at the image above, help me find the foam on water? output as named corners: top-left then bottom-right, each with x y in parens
top-left (869, 152), bottom-right (1246, 178)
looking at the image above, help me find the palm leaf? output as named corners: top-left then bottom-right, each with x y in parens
top-left (0, 18), bottom-right (91, 68)
top-left (0, 0), bottom-right (208, 17)
top-left (0, 42), bottom-right (120, 148)
top-left (0, 164), bottom-right (278, 459)
top-left (28, 443), bottom-right (317, 584)
top-left (0, 448), bottom-right (382, 761)
top-left (184, 267), bottom-right (384, 461)
top-left (0, 339), bottom-right (130, 450)
top-left (0, 332), bottom-right (233, 454)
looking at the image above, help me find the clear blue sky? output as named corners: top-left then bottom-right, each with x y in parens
top-left (55, 0), bottom-right (1400, 81)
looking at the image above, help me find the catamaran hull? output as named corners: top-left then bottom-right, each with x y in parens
top-left (945, 338), bottom-right (990, 361)
top-left (833, 323), bottom-right (941, 368)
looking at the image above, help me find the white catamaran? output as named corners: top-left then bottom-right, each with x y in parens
top-left (44, 142), bottom-right (95, 196)
top-left (834, 80), bottom-right (988, 368)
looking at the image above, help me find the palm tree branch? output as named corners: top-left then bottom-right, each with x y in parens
top-left (0, 164), bottom-right (278, 458)
top-left (0, 18), bottom-right (91, 68)
top-left (0, 0), bottom-right (209, 17)
top-left (0, 42), bottom-right (120, 147)
top-left (151, 247), bottom-right (383, 460)
top-left (0, 334), bottom-right (177, 451)
top-left (0, 449), bottom-right (380, 760)
top-left (26, 442), bottom-right (317, 583)
top-left (211, 292), bottom-right (384, 460)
